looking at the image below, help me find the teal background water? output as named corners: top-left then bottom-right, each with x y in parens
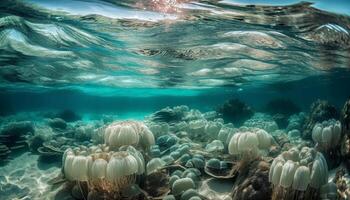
top-left (0, 0), bottom-right (350, 117)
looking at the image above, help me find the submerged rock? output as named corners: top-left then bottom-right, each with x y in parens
top-left (341, 98), bottom-right (350, 137)
top-left (149, 106), bottom-right (187, 124)
top-left (231, 160), bottom-right (271, 200)
top-left (265, 98), bottom-right (300, 117)
top-left (0, 121), bottom-right (34, 136)
top-left (303, 99), bottom-right (339, 139)
top-left (217, 99), bottom-right (254, 126)
top-left (286, 112), bottom-right (306, 131)
top-left (56, 109), bottom-right (81, 122)
top-left (48, 118), bottom-right (67, 130)
top-left (0, 144), bottom-right (10, 161)
top-left (0, 121), bottom-right (32, 153)
top-left (243, 113), bottom-right (278, 133)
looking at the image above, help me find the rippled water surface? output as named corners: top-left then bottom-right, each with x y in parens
top-left (1, 2), bottom-right (350, 199)
top-left (1, 0), bottom-right (349, 95)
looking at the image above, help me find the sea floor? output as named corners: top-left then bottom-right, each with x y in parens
top-left (0, 99), bottom-right (350, 199)
top-left (0, 152), bottom-right (66, 200)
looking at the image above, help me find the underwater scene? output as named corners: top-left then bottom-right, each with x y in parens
top-left (1, 0), bottom-right (350, 199)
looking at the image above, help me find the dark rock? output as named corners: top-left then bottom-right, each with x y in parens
top-left (28, 134), bottom-right (45, 152)
top-left (0, 144), bottom-right (11, 161)
top-left (272, 114), bottom-right (288, 129)
top-left (231, 160), bottom-right (272, 200)
top-left (56, 110), bottom-right (81, 122)
top-left (48, 118), bottom-right (67, 130)
top-left (141, 171), bottom-right (170, 198)
top-left (0, 121), bottom-right (32, 153)
top-left (265, 98), bottom-right (300, 117)
top-left (217, 99), bottom-right (254, 126)
top-left (0, 121), bottom-right (34, 137)
top-left (302, 99), bottom-right (339, 139)
top-left (150, 108), bottom-right (183, 124)
top-left (341, 98), bottom-right (350, 137)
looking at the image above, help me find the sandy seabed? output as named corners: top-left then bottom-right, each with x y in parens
top-left (0, 152), bottom-right (71, 200)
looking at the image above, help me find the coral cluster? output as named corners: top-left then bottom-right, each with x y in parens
top-left (312, 119), bottom-right (341, 151)
top-left (303, 100), bottom-right (339, 139)
top-left (243, 113), bottom-right (279, 133)
top-left (269, 147), bottom-right (328, 200)
top-left (228, 128), bottom-right (272, 162)
top-left (62, 145), bottom-right (145, 198)
top-left (0, 121), bottom-right (34, 161)
top-left (103, 120), bottom-right (155, 151)
top-left (286, 112), bottom-right (306, 131)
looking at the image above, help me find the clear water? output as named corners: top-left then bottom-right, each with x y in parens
top-left (1, 0), bottom-right (350, 113)
top-left (0, 0), bottom-right (350, 199)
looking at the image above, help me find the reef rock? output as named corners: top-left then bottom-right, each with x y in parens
top-left (341, 98), bottom-right (350, 137)
top-left (0, 144), bottom-right (10, 161)
top-left (149, 106), bottom-right (187, 124)
top-left (265, 98), bottom-right (301, 117)
top-left (243, 113), bottom-right (279, 133)
top-left (0, 121), bottom-right (33, 152)
top-left (265, 98), bottom-right (300, 128)
top-left (56, 109), bottom-right (81, 122)
top-left (48, 118), bottom-right (67, 130)
top-left (0, 121), bottom-right (34, 136)
top-left (302, 100), bottom-right (338, 139)
top-left (217, 99), bottom-right (254, 126)
top-left (231, 160), bottom-right (272, 200)
top-left (286, 112), bottom-right (306, 131)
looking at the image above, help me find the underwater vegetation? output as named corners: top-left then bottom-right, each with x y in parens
top-left (2, 98), bottom-right (350, 199)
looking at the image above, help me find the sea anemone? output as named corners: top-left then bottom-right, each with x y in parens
top-left (228, 128), bottom-right (272, 162)
top-left (269, 147), bottom-right (328, 200)
top-left (103, 120), bottom-right (155, 151)
top-left (62, 145), bottom-right (145, 198)
top-left (312, 119), bottom-right (341, 151)
top-left (312, 119), bottom-right (342, 169)
top-left (303, 99), bottom-right (339, 139)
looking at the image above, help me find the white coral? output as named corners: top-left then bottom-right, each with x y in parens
top-left (269, 147), bottom-right (328, 192)
top-left (312, 119), bottom-right (341, 150)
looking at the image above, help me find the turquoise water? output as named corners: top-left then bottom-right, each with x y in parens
top-left (0, 0), bottom-right (350, 199)
top-left (1, 0), bottom-right (350, 115)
